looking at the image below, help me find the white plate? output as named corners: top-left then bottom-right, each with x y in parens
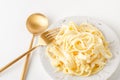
top-left (39, 16), bottom-right (120, 80)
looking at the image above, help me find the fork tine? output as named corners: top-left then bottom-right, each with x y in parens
top-left (46, 30), bottom-right (59, 38)
top-left (40, 27), bottom-right (60, 44)
top-left (46, 28), bottom-right (60, 35)
top-left (42, 35), bottom-right (55, 44)
top-left (42, 28), bottom-right (60, 36)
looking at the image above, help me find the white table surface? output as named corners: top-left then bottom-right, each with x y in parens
top-left (0, 0), bottom-right (120, 80)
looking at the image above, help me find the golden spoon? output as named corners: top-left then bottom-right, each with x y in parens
top-left (21, 13), bottom-right (48, 80)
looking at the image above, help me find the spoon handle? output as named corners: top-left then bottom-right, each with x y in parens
top-left (21, 35), bottom-right (35, 80)
top-left (0, 45), bottom-right (39, 73)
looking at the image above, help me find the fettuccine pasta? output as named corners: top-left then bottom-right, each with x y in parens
top-left (46, 22), bottom-right (112, 76)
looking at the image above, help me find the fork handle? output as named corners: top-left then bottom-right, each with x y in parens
top-left (0, 45), bottom-right (39, 73)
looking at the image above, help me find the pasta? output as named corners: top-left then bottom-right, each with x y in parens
top-left (46, 22), bottom-right (112, 76)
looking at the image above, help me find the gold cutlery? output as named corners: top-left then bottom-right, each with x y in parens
top-left (0, 45), bottom-right (38, 72)
top-left (21, 13), bottom-right (48, 80)
top-left (0, 27), bottom-right (59, 74)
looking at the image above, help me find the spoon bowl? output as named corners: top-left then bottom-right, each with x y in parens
top-left (26, 13), bottom-right (48, 35)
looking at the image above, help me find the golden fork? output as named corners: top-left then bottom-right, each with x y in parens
top-left (0, 28), bottom-right (60, 73)
top-left (41, 28), bottom-right (60, 44)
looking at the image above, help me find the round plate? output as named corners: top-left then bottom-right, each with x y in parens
top-left (39, 16), bottom-right (120, 80)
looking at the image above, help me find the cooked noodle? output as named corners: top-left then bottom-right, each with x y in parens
top-left (46, 22), bottom-right (112, 76)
